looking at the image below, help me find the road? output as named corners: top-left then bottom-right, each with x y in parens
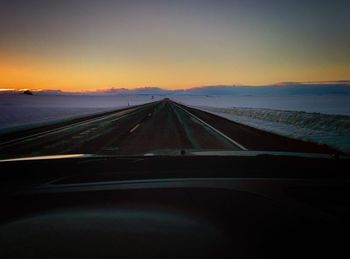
top-left (0, 99), bottom-right (337, 158)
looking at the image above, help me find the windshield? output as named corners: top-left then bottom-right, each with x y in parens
top-left (0, 1), bottom-right (349, 159)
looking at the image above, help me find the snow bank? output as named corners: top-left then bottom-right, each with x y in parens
top-left (171, 94), bottom-right (350, 116)
top-left (195, 106), bottom-right (350, 153)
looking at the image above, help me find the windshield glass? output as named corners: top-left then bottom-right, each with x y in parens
top-left (0, 1), bottom-right (349, 159)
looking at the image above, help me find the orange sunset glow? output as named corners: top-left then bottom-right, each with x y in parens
top-left (0, 1), bottom-right (349, 91)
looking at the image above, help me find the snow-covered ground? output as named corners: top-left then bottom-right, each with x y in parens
top-left (171, 94), bottom-right (350, 116)
top-left (169, 99), bottom-right (349, 154)
top-left (0, 94), bottom-right (154, 134)
top-left (191, 106), bottom-right (350, 153)
top-left (171, 94), bottom-right (350, 153)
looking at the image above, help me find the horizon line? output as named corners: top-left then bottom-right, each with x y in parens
top-left (1, 80), bottom-right (350, 93)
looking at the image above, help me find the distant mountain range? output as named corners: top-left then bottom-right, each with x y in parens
top-left (2, 81), bottom-right (350, 96)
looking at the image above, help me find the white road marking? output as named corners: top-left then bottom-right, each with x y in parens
top-left (173, 103), bottom-right (248, 151)
top-left (129, 124), bottom-right (140, 133)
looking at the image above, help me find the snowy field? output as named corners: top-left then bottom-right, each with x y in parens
top-left (171, 94), bottom-right (350, 116)
top-left (195, 106), bottom-right (350, 153)
top-left (0, 94), bottom-right (153, 134)
top-left (172, 95), bottom-right (350, 153)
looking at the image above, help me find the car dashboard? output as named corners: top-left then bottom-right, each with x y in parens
top-left (0, 154), bottom-right (349, 259)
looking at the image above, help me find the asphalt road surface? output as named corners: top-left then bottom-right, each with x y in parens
top-left (0, 99), bottom-right (337, 158)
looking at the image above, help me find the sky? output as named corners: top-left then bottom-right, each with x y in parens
top-left (0, 0), bottom-right (349, 91)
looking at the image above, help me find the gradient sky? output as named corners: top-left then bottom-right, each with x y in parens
top-left (0, 0), bottom-right (349, 90)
